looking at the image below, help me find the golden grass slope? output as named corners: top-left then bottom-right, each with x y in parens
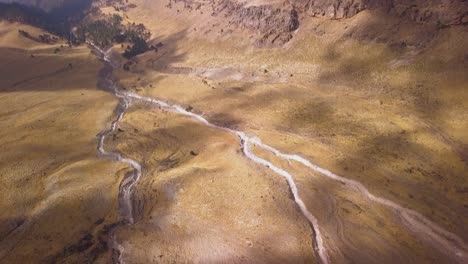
top-left (0, 21), bottom-right (122, 263)
top-left (105, 105), bottom-right (318, 263)
top-left (108, 1), bottom-right (468, 262)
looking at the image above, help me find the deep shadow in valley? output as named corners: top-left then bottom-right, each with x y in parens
top-left (0, 22), bottom-right (192, 264)
top-left (0, 0), bottom-right (93, 37)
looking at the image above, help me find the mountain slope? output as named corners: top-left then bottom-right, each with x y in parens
top-left (0, 0), bottom-right (467, 263)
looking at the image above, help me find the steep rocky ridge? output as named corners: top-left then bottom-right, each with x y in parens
top-left (167, 0), bottom-right (467, 45)
top-left (1, 0), bottom-right (466, 46)
top-left (294, 0), bottom-right (467, 26)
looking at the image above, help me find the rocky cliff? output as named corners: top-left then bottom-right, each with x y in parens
top-left (2, 0), bottom-right (466, 45)
top-left (294, 0), bottom-right (467, 25)
top-left (166, 0), bottom-right (467, 46)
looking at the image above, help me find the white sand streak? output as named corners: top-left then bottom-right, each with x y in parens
top-left (93, 44), bottom-right (142, 225)
top-left (96, 96), bottom-right (142, 224)
top-left (126, 90), bottom-right (468, 263)
top-left (126, 92), bottom-right (330, 263)
top-left (250, 135), bottom-right (468, 262)
top-left (92, 43), bottom-right (467, 264)
top-left (240, 134), bottom-right (328, 263)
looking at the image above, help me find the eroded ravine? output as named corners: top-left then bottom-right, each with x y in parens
top-left (93, 44), bottom-right (144, 263)
top-left (95, 46), bottom-right (142, 225)
top-left (249, 137), bottom-right (468, 262)
top-left (93, 45), bottom-right (467, 264)
top-left (92, 44), bottom-right (329, 264)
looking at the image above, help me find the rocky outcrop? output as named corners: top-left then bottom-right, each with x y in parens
top-left (167, 0), bottom-right (299, 46)
top-left (293, 0), bottom-right (386, 19)
top-left (390, 0), bottom-right (468, 26)
top-left (294, 0), bottom-right (467, 26)
top-left (214, 0), bottom-right (299, 46)
top-left (4, 0), bottom-right (466, 47)
top-left (171, 0), bottom-right (466, 46)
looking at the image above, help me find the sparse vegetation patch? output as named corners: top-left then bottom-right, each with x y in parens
top-left (18, 29), bottom-right (59, 44)
top-left (75, 14), bottom-right (153, 58)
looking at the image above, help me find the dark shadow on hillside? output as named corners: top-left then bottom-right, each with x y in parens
top-left (106, 108), bottom-right (227, 170)
top-left (0, 26), bottom-right (191, 264)
top-left (0, 201), bottom-right (120, 263)
top-left (317, 29), bottom-right (468, 162)
top-left (0, 0), bottom-right (93, 36)
top-left (313, 12), bottom-right (468, 162)
top-left (160, 33), bottom-right (468, 252)
top-left (144, 30), bottom-right (189, 71)
top-left (109, 30), bottom-right (189, 95)
top-left (114, 134), bottom-right (319, 263)
top-left (0, 47), bottom-right (98, 92)
top-left (0, 29), bottom-right (188, 93)
top-left (318, 45), bottom-right (376, 84)
top-left (11, 65), bottom-right (72, 87)
top-left (0, 113), bottom-right (121, 263)
top-left (333, 130), bottom-right (468, 239)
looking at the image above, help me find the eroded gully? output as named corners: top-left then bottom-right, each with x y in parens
top-left (93, 44), bottom-right (467, 264)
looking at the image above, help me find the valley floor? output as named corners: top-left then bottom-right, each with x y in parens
top-left (0, 0), bottom-right (468, 262)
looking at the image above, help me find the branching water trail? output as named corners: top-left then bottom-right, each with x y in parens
top-left (92, 43), bottom-right (144, 264)
top-left (94, 44), bottom-right (142, 225)
top-left (125, 92), bottom-right (468, 263)
top-left (125, 91), bottom-right (468, 262)
top-left (91, 43), bottom-right (467, 264)
top-left (96, 96), bottom-right (142, 224)
top-left (125, 93), bottom-right (329, 264)
top-left (240, 134), bottom-right (328, 263)
top-left (91, 44), bottom-right (328, 263)
top-left (249, 137), bottom-right (468, 262)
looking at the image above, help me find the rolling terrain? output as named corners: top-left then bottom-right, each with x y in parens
top-left (0, 21), bottom-right (123, 262)
top-left (0, 0), bottom-right (467, 263)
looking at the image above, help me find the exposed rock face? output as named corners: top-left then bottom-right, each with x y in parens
top-left (214, 0), bottom-right (300, 46)
top-left (4, 0), bottom-right (465, 46)
top-left (167, 0), bottom-right (299, 46)
top-left (390, 0), bottom-right (468, 26)
top-left (293, 0), bottom-right (384, 18)
top-left (169, 0), bottom-right (466, 46)
top-left (294, 0), bottom-right (467, 26)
